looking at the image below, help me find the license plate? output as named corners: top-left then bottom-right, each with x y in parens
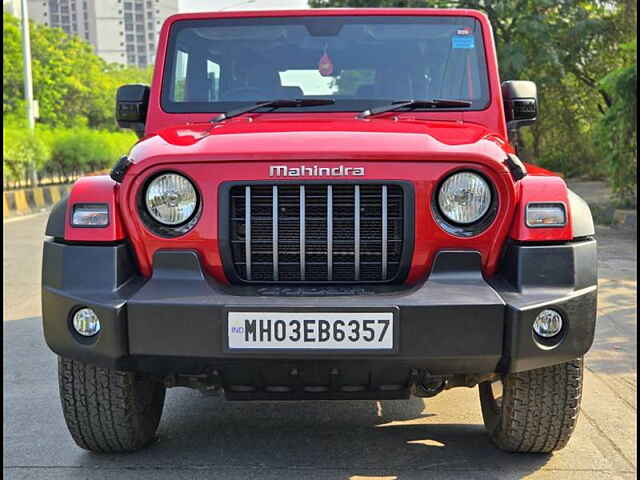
top-left (227, 312), bottom-right (394, 350)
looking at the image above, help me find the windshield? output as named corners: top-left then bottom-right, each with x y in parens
top-left (162, 16), bottom-right (490, 113)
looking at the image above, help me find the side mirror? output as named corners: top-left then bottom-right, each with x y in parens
top-left (502, 80), bottom-right (537, 132)
top-left (116, 84), bottom-right (150, 138)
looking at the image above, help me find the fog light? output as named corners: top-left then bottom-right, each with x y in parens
top-left (72, 308), bottom-right (101, 337)
top-left (533, 309), bottom-right (563, 338)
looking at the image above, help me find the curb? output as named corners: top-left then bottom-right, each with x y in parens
top-left (589, 202), bottom-right (637, 227)
top-left (3, 184), bottom-right (71, 219)
top-left (613, 209), bottom-right (637, 227)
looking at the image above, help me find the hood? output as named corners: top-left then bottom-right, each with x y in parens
top-left (129, 115), bottom-right (510, 170)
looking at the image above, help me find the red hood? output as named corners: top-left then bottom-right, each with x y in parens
top-left (127, 115), bottom-right (512, 176)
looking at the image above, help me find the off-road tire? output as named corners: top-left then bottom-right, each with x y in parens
top-left (58, 356), bottom-right (166, 453)
top-left (479, 358), bottom-right (583, 453)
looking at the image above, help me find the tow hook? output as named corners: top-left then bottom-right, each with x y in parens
top-left (412, 372), bottom-right (447, 398)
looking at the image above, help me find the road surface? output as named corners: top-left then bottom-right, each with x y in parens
top-left (3, 212), bottom-right (636, 479)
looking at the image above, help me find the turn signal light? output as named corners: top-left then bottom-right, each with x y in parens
top-left (526, 203), bottom-right (566, 227)
top-left (72, 204), bottom-right (109, 227)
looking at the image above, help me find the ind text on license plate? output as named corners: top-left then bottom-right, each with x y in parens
top-left (227, 312), bottom-right (394, 350)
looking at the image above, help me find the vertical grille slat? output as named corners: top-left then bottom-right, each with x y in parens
top-left (245, 186), bottom-right (252, 281)
top-left (229, 182), bottom-right (406, 283)
top-left (272, 185), bottom-right (279, 281)
top-left (354, 185), bottom-right (360, 281)
top-left (382, 184), bottom-right (388, 280)
top-left (327, 185), bottom-right (333, 281)
top-left (300, 185), bottom-right (306, 281)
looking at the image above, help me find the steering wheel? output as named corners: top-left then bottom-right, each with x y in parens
top-left (222, 86), bottom-right (267, 101)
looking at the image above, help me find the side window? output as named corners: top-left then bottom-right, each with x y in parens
top-left (207, 60), bottom-right (221, 101)
top-left (173, 49), bottom-right (188, 101)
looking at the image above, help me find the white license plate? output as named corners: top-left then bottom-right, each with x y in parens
top-left (227, 312), bottom-right (394, 350)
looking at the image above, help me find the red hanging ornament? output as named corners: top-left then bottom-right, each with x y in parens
top-left (318, 51), bottom-right (334, 77)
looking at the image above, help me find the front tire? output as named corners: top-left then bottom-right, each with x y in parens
top-left (58, 357), bottom-right (166, 453)
top-left (479, 358), bottom-right (583, 453)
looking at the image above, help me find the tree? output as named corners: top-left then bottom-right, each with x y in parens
top-left (3, 12), bottom-right (25, 115)
top-left (87, 64), bottom-right (153, 129)
top-left (595, 41), bottom-right (637, 205)
top-left (3, 12), bottom-right (152, 129)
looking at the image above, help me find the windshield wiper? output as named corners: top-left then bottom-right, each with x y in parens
top-left (211, 98), bottom-right (336, 123)
top-left (358, 99), bottom-right (473, 119)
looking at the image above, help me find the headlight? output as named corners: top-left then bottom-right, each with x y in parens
top-left (145, 173), bottom-right (198, 225)
top-left (437, 171), bottom-right (492, 224)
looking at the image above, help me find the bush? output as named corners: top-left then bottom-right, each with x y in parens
top-left (3, 116), bottom-right (137, 186)
top-left (3, 123), bottom-right (50, 185)
top-left (44, 128), bottom-right (136, 181)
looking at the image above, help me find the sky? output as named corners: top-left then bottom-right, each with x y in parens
top-left (179, 0), bottom-right (310, 12)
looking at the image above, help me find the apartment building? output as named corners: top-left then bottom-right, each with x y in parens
top-left (3, 0), bottom-right (23, 17)
top-left (25, 0), bottom-right (178, 67)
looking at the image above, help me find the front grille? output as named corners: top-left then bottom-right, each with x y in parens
top-left (226, 183), bottom-right (408, 283)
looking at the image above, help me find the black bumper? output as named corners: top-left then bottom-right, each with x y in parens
top-left (42, 239), bottom-right (597, 394)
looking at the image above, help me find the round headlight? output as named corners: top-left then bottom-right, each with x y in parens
top-left (438, 172), bottom-right (492, 224)
top-left (145, 173), bottom-right (198, 225)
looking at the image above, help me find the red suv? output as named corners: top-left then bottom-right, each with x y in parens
top-left (42, 9), bottom-right (597, 453)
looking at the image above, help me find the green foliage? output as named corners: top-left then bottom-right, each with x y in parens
top-left (87, 63), bottom-right (153, 129)
top-left (595, 41), bottom-right (637, 206)
top-left (3, 116), bottom-right (137, 186)
top-left (3, 12), bottom-right (151, 129)
top-left (3, 11), bottom-right (146, 186)
top-left (3, 13), bottom-right (24, 115)
top-left (3, 123), bottom-right (50, 184)
top-left (42, 127), bottom-right (136, 177)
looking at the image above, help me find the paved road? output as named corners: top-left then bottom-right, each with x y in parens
top-left (3, 213), bottom-right (636, 479)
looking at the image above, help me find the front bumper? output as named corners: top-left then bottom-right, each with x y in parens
top-left (42, 239), bottom-right (597, 396)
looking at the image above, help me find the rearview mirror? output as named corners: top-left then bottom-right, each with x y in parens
top-left (502, 80), bottom-right (537, 132)
top-left (116, 84), bottom-right (150, 138)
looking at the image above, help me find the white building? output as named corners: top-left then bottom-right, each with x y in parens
top-left (24, 0), bottom-right (178, 67)
top-left (3, 0), bottom-right (23, 18)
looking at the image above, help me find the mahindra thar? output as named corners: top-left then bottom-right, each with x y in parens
top-left (42, 9), bottom-right (597, 453)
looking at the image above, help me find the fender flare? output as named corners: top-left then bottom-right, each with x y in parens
top-left (45, 195), bottom-right (68, 239)
top-left (568, 189), bottom-right (595, 238)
